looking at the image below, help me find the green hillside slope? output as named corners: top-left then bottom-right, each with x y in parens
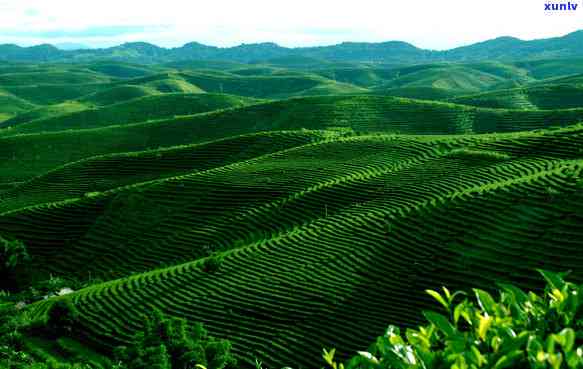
top-left (0, 92), bottom-right (36, 122)
top-left (0, 131), bottom-right (329, 212)
top-left (5, 125), bottom-right (582, 368)
top-left (78, 85), bottom-right (159, 106)
top-left (0, 70), bottom-right (112, 86)
top-left (2, 95), bottom-right (583, 182)
top-left (1, 83), bottom-right (112, 105)
top-left (0, 101), bottom-right (89, 127)
top-left (451, 84), bottom-right (583, 109)
top-left (3, 56), bottom-right (583, 369)
top-left (177, 72), bottom-right (365, 98)
top-left (0, 93), bottom-right (260, 134)
top-left (373, 64), bottom-right (525, 94)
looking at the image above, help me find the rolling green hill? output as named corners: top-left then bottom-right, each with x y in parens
top-left (2, 95), bottom-right (583, 182)
top-left (86, 62), bottom-right (161, 78)
top-left (3, 124), bottom-right (582, 368)
top-left (0, 92), bottom-right (36, 122)
top-left (3, 56), bottom-right (583, 369)
top-left (78, 85), bottom-right (159, 106)
top-left (0, 130), bottom-right (330, 213)
top-left (1, 83), bottom-right (112, 105)
top-left (0, 101), bottom-right (89, 127)
top-left (373, 64), bottom-right (521, 94)
top-left (451, 84), bottom-right (583, 110)
top-left (0, 93), bottom-right (261, 135)
top-left (515, 58), bottom-right (583, 79)
top-left (177, 72), bottom-right (366, 98)
top-left (0, 70), bottom-right (112, 86)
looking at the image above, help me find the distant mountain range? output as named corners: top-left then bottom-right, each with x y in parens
top-left (54, 42), bottom-right (91, 51)
top-left (2, 30), bottom-right (583, 64)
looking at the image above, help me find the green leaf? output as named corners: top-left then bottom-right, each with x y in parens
top-left (477, 314), bottom-right (493, 341)
top-left (423, 311), bottom-right (456, 337)
top-left (527, 336), bottom-right (544, 364)
top-left (323, 348), bottom-right (336, 366)
top-left (548, 352), bottom-right (563, 369)
top-left (497, 283), bottom-right (529, 305)
top-left (547, 335), bottom-right (556, 354)
top-left (442, 286), bottom-right (451, 300)
top-left (453, 302), bottom-right (464, 325)
top-left (499, 331), bottom-right (530, 355)
top-left (470, 346), bottom-right (486, 367)
top-left (426, 289), bottom-right (449, 311)
top-left (538, 269), bottom-right (566, 291)
top-left (558, 328), bottom-right (576, 352)
top-left (493, 350), bottom-right (524, 369)
top-left (566, 350), bottom-right (582, 369)
top-left (474, 289), bottom-right (497, 315)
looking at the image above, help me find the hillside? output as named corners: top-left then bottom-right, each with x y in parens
top-left (2, 55), bottom-right (583, 369)
top-left (372, 64), bottom-right (531, 95)
top-left (0, 93), bottom-right (261, 134)
top-left (451, 84), bottom-right (583, 110)
top-left (2, 125), bottom-right (581, 368)
top-left (2, 95), bottom-right (583, 182)
top-left (0, 92), bottom-right (36, 122)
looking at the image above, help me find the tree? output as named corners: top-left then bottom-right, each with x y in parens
top-left (46, 298), bottom-right (80, 336)
top-left (114, 310), bottom-right (236, 369)
top-left (0, 236), bottom-right (31, 290)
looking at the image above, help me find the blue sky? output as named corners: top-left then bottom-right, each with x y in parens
top-left (0, 0), bottom-right (581, 49)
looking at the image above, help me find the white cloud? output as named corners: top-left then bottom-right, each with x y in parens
top-left (0, 0), bottom-right (581, 49)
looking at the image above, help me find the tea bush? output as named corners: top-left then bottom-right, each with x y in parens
top-left (325, 270), bottom-right (583, 369)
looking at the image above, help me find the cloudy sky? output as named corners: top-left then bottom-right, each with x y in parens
top-left (0, 0), bottom-right (581, 49)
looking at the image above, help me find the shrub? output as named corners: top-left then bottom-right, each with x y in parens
top-left (114, 309), bottom-right (236, 369)
top-left (46, 298), bottom-right (80, 336)
top-left (202, 253), bottom-right (224, 274)
top-left (0, 236), bottom-right (31, 290)
top-left (325, 270), bottom-right (583, 369)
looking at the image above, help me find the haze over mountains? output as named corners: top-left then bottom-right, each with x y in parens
top-left (2, 30), bottom-right (583, 63)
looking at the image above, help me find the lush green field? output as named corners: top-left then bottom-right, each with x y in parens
top-left (1, 57), bottom-right (583, 369)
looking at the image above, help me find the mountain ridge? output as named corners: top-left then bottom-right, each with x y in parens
top-left (2, 30), bottom-right (583, 64)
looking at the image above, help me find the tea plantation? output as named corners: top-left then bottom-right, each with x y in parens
top-left (1, 54), bottom-right (583, 369)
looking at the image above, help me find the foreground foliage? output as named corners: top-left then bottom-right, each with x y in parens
top-left (0, 304), bottom-right (236, 369)
top-left (325, 270), bottom-right (583, 369)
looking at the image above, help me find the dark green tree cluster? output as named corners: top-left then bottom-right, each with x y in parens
top-left (0, 236), bottom-right (31, 290)
top-left (113, 309), bottom-right (236, 369)
top-left (324, 270), bottom-right (583, 369)
top-left (1, 301), bottom-right (235, 369)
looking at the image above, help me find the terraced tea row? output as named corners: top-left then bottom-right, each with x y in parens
top-left (451, 84), bottom-right (583, 110)
top-left (0, 131), bottom-right (329, 213)
top-left (4, 127), bottom-right (580, 284)
top-left (0, 135), bottom-right (443, 277)
top-left (24, 147), bottom-right (583, 368)
top-left (3, 95), bottom-right (583, 183)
